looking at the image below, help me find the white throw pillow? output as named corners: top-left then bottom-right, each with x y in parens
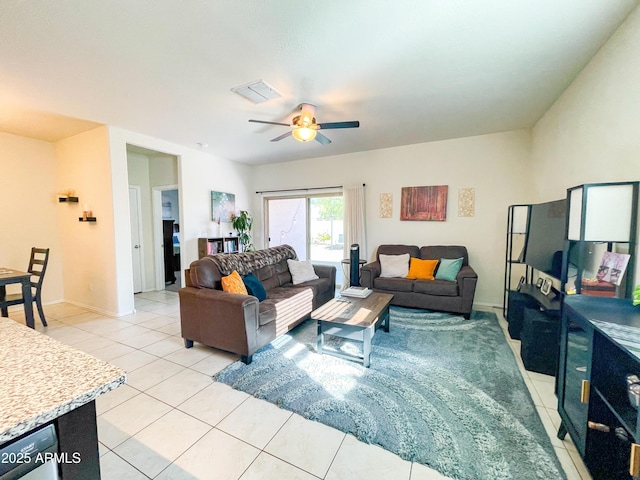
top-left (287, 259), bottom-right (319, 285)
top-left (379, 253), bottom-right (410, 278)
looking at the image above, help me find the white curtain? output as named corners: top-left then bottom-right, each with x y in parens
top-left (343, 185), bottom-right (367, 262)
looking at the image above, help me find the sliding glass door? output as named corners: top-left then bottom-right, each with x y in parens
top-left (266, 197), bottom-right (308, 258)
top-left (265, 194), bottom-right (344, 287)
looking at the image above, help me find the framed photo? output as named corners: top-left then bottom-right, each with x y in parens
top-left (541, 278), bottom-right (552, 296)
top-left (536, 278), bottom-right (544, 288)
top-left (517, 276), bottom-right (525, 291)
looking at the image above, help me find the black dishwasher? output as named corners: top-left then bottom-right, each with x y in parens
top-left (0, 424), bottom-right (59, 480)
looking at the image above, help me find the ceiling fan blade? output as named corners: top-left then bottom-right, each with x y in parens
top-left (317, 121), bottom-right (360, 130)
top-left (270, 131), bottom-right (292, 142)
top-left (315, 132), bottom-right (332, 145)
top-left (249, 119), bottom-right (291, 127)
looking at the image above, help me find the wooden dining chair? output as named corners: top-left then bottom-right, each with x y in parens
top-left (0, 248), bottom-right (50, 326)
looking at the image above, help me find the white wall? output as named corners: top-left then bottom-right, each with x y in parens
top-left (532, 6), bottom-right (640, 199)
top-left (0, 133), bottom-right (64, 304)
top-left (253, 130), bottom-right (533, 306)
top-left (55, 126), bottom-right (119, 314)
top-left (532, 5), bottom-right (640, 286)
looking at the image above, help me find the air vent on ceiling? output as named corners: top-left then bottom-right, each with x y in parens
top-left (231, 79), bottom-right (282, 104)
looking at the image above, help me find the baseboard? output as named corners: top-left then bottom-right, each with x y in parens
top-left (473, 301), bottom-right (501, 311)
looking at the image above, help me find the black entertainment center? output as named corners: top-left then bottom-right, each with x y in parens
top-left (505, 200), bottom-right (566, 375)
top-left (506, 181), bottom-right (640, 480)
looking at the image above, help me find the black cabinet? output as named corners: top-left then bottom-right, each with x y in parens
top-left (521, 307), bottom-right (561, 375)
top-left (558, 311), bottom-right (592, 455)
top-left (558, 295), bottom-right (640, 479)
top-left (507, 290), bottom-right (537, 340)
top-left (506, 283), bottom-right (561, 374)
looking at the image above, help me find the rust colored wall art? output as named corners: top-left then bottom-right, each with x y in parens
top-left (400, 185), bottom-right (448, 221)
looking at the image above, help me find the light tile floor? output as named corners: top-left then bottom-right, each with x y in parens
top-left (7, 294), bottom-right (590, 479)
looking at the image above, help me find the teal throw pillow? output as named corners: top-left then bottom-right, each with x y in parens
top-left (242, 273), bottom-right (267, 301)
top-left (435, 257), bottom-right (463, 282)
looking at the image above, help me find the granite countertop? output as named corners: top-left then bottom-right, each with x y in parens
top-left (0, 318), bottom-right (126, 443)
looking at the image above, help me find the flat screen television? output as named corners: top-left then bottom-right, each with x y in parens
top-left (523, 199), bottom-right (567, 279)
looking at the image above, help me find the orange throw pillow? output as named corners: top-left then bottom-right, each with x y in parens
top-left (406, 258), bottom-right (439, 280)
top-left (221, 270), bottom-right (248, 295)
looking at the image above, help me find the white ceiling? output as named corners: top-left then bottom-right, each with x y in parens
top-left (1, 1), bottom-right (638, 165)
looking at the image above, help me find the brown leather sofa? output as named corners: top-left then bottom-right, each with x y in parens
top-left (179, 245), bottom-right (336, 364)
top-left (359, 244), bottom-right (478, 319)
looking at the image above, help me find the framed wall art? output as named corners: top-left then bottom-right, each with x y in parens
top-left (458, 188), bottom-right (475, 217)
top-left (379, 193), bottom-right (392, 218)
top-left (211, 191), bottom-right (235, 222)
top-left (400, 185), bottom-right (448, 221)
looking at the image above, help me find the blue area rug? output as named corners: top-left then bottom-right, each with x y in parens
top-left (214, 307), bottom-right (565, 480)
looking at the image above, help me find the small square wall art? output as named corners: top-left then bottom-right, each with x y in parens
top-left (211, 191), bottom-right (235, 222)
top-left (400, 185), bottom-right (448, 221)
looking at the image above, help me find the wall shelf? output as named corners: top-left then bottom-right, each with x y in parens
top-left (59, 196), bottom-right (79, 203)
top-left (563, 181), bottom-right (639, 299)
top-left (79, 217), bottom-right (97, 222)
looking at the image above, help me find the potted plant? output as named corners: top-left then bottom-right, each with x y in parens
top-left (232, 210), bottom-right (254, 252)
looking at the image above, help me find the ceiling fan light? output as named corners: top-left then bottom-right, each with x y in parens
top-left (298, 103), bottom-right (316, 126)
top-left (292, 127), bottom-right (317, 142)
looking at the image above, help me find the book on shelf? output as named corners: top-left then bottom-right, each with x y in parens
top-left (341, 286), bottom-right (372, 298)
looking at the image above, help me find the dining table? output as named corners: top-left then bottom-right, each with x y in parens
top-left (0, 268), bottom-right (35, 329)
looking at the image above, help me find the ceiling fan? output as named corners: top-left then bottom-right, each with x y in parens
top-left (248, 103), bottom-right (359, 145)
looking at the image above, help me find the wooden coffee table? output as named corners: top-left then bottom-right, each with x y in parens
top-left (312, 292), bottom-right (393, 367)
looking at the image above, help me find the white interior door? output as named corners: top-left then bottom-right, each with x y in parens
top-left (129, 186), bottom-right (143, 293)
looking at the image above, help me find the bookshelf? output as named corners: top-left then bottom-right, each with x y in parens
top-left (198, 237), bottom-right (239, 258)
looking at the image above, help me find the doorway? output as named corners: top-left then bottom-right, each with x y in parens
top-left (161, 189), bottom-right (181, 292)
top-left (126, 145), bottom-right (180, 294)
top-left (265, 193), bottom-right (344, 287)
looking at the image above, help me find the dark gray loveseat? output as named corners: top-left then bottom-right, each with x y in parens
top-left (359, 244), bottom-right (478, 318)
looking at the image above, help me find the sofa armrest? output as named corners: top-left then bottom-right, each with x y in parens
top-left (179, 287), bottom-right (261, 353)
top-left (313, 264), bottom-right (336, 289)
top-left (456, 265), bottom-right (478, 314)
top-left (456, 265), bottom-right (477, 282)
top-left (360, 261), bottom-right (381, 289)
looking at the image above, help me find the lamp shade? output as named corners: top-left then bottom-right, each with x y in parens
top-left (292, 127), bottom-right (317, 142)
top-left (568, 183), bottom-right (635, 242)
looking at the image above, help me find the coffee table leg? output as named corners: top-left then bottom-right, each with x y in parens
top-left (363, 336), bottom-right (371, 368)
top-left (317, 321), bottom-right (324, 354)
top-left (382, 306), bottom-right (390, 333)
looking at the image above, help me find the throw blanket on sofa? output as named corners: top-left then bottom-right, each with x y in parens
top-left (208, 244), bottom-right (298, 276)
